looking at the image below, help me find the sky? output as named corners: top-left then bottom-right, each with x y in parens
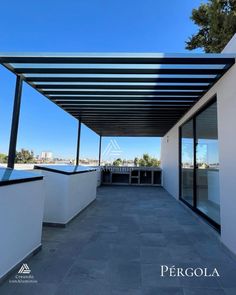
top-left (0, 0), bottom-right (205, 160)
top-left (182, 139), bottom-right (219, 165)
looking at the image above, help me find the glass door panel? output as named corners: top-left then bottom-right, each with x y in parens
top-left (181, 119), bottom-right (194, 206)
top-left (196, 102), bottom-right (220, 224)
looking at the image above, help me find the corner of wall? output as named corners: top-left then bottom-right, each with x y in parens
top-left (222, 33), bottom-right (236, 53)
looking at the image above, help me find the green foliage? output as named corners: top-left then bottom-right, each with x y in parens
top-left (0, 153), bottom-right (8, 163)
top-left (15, 149), bottom-right (34, 163)
top-left (112, 158), bottom-right (123, 166)
top-left (186, 0), bottom-right (236, 52)
top-left (134, 157), bottom-right (139, 166)
top-left (134, 153), bottom-right (160, 167)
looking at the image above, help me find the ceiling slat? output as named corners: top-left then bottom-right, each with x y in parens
top-left (0, 52), bottom-right (234, 136)
top-left (15, 67), bottom-right (224, 75)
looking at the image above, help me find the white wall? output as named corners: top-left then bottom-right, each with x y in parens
top-left (161, 35), bottom-right (236, 254)
top-left (161, 127), bottom-right (179, 199)
top-left (37, 169), bottom-right (97, 224)
top-left (223, 33), bottom-right (236, 52)
top-left (217, 43), bottom-right (236, 255)
top-left (0, 180), bottom-right (45, 279)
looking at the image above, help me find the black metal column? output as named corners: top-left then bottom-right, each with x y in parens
top-left (193, 117), bottom-right (197, 209)
top-left (76, 120), bottom-right (81, 165)
top-left (98, 135), bottom-right (102, 166)
top-left (7, 75), bottom-right (23, 169)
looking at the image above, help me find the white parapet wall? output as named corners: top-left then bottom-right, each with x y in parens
top-left (0, 180), bottom-right (45, 280)
top-left (161, 34), bottom-right (236, 255)
top-left (34, 167), bottom-right (97, 225)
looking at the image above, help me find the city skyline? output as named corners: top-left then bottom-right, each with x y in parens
top-left (0, 138), bottom-right (161, 162)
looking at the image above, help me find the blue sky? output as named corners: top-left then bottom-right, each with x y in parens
top-left (0, 0), bottom-right (205, 160)
top-left (182, 139), bottom-right (219, 165)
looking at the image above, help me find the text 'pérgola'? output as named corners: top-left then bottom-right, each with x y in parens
top-left (160, 265), bottom-right (220, 277)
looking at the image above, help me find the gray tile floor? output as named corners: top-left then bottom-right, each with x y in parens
top-left (1, 186), bottom-right (236, 295)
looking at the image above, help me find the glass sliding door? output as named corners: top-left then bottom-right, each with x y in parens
top-left (196, 102), bottom-right (220, 225)
top-left (180, 120), bottom-right (194, 206)
top-left (180, 98), bottom-right (220, 229)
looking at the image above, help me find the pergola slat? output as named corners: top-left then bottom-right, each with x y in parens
top-left (25, 77), bottom-right (215, 83)
top-left (0, 52), bottom-right (234, 136)
top-left (43, 90), bottom-right (202, 96)
top-left (15, 68), bottom-right (224, 75)
top-left (36, 84), bottom-right (208, 90)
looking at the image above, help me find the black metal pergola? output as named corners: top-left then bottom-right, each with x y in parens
top-left (0, 53), bottom-right (234, 168)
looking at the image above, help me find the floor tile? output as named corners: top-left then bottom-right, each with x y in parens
top-left (1, 186), bottom-right (236, 293)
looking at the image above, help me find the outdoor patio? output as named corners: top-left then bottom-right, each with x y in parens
top-left (0, 185), bottom-right (236, 295)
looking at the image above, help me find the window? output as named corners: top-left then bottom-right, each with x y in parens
top-left (196, 102), bottom-right (220, 224)
top-left (180, 98), bottom-right (220, 230)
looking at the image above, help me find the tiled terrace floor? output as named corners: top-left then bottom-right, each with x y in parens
top-left (1, 186), bottom-right (236, 295)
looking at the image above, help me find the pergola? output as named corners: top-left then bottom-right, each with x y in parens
top-left (0, 53), bottom-right (234, 168)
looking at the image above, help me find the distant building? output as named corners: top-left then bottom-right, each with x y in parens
top-left (41, 151), bottom-right (53, 160)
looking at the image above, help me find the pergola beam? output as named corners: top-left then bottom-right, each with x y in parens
top-left (0, 54), bottom-right (234, 64)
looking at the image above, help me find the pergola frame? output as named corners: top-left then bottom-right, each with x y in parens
top-left (0, 53), bottom-right (234, 168)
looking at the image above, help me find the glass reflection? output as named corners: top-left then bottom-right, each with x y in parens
top-left (196, 102), bottom-right (220, 224)
top-left (181, 120), bottom-right (194, 206)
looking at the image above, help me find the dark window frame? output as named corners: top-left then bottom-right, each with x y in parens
top-left (179, 95), bottom-right (220, 232)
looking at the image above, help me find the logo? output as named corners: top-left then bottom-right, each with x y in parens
top-left (102, 139), bottom-right (123, 160)
top-left (9, 263), bottom-right (37, 284)
top-left (18, 263), bottom-right (31, 274)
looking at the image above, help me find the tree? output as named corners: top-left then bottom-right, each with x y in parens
top-left (134, 154), bottom-right (160, 167)
top-left (186, 0), bottom-right (236, 53)
top-left (134, 157), bottom-right (139, 166)
top-left (0, 153), bottom-right (8, 163)
top-left (113, 158), bottom-right (122, 166)
top-left (15, 149), bottom-right (34, 163)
